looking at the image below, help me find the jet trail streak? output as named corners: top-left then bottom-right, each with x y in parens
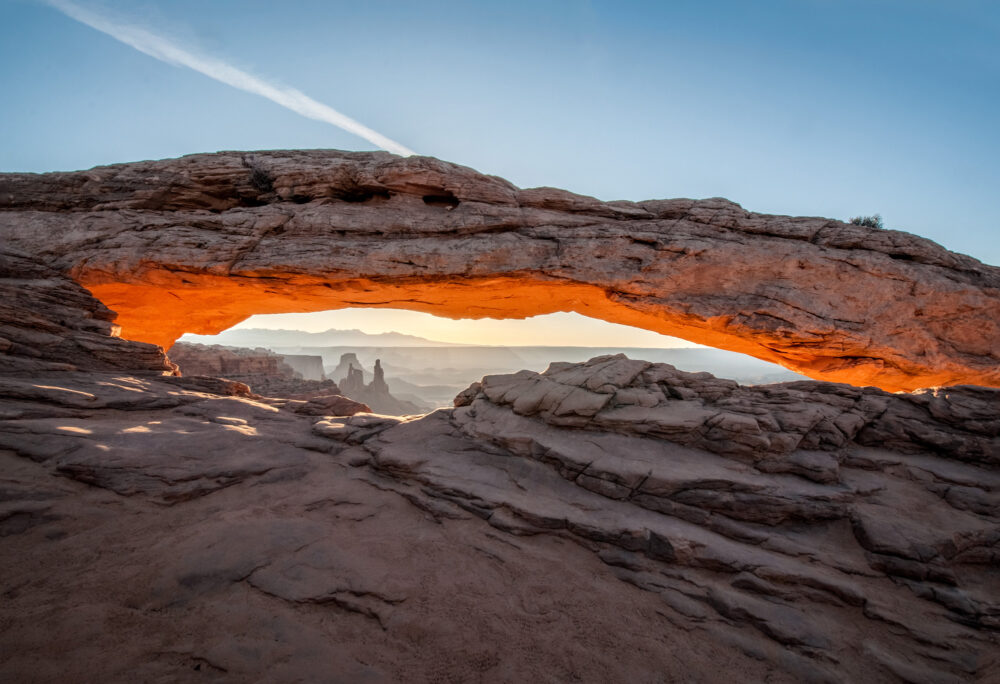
top-left (46, 0), bottom-right (416, 156)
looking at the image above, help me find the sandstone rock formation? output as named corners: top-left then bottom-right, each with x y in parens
top-left (339, 357), bottom-right (423, 415)
top-left (169, 342), bottom-right (298, 378)
top-left (0, 373), bottom-right (801, 683)
top-left (329, 351), bottom-right (366, 384)
top-left (167, 342), bottom-right (370, 416)
top-left (0, 246), bottom-right (175, 376)
top-left (1, 151), bottom-right (998, 391)
top-left (2, 351), bottom-right (997, 681)
top-left (167, 341), bottom-right (337, 396)
top-left (279, 353), bottom-right (325, 381)
top-left (455, 355), bottom-right (999, 470)
top-left (3, 152), bottom-right (999, 682)
top-left (317, 357), bottom-right (1000, 681)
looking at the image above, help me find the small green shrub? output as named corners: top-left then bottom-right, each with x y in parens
top-left (849, 214), bottom-right (883, 230)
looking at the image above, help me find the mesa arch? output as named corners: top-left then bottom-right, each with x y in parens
top-left (1, 149), bottom-right (998, 392)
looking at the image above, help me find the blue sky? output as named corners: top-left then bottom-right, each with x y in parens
top-left (1, 0), bottom-right (997, 344)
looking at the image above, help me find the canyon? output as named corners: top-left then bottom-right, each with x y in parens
top-left (335, 356), bottom-right (424, 416)
top-left (167, 341), bottom-right (346, 400)
top-left (202, 327), bottom-right (811, 410)
top-left (0, 153), bottom-right (998, 683)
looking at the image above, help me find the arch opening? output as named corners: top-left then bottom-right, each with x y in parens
top-left (87, 273), bottom-right (825, 383)
top-left (172, 307), bottom-right (808, 415)
top-left (79, 263), bottom-right (1000, 394)
top-left (4, 149), bottom-right (997, 395)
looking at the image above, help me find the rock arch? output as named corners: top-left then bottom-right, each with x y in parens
top-left (1, 150), bottom-right (998, 392)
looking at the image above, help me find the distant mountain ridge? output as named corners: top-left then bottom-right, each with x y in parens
top-left (176, 327), bottom-right (810, 410)
top-left (181, 327), bottom-right (468, 348)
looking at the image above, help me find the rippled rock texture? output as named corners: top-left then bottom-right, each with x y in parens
top-left (2, 154), bottom-right (999, 682)
top-left (321, 356), bottom-right (1000, 682)
top-left (2, 150), bottom-right (998, 390)
top-left (2, 353), bottom-right (998, 682)
top-left (0, 247), bottom-right (174, 376)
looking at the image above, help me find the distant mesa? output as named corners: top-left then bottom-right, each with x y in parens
top-left (2, 150), bottom-right (997, 391)
top-left (329, 352), bottom-right (366, 385)
top-left (335, 354), bottom-right (424, 415)
top-left (166, 344), bottom-right (424, 416)
top-left (167, 341), bottom-right (332, 394)
top-left (167, 342), bottom-right (370, 415)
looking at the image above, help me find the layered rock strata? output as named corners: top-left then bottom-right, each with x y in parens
top-left (454, 355), bottom-right (999, 470)
top-left (0, 247), bottom-right (175, 376)
top-left (0, 255), bottom-right (369, 421)
top-left (167, 341), bottom-right (344, 400)
top-left (339, 358), bottom-right (423, 415)
top-left (1, 252), bottom-right (997, 680)
top-left (316, 357), bottom-right (1000, 682)
top-left (2, 151), bottom-right (998, 391)
top-left (2, 353), bottom-right (997, 681)
top-left (0, 374), bottom-right (798, 683)
top-left (168, 342), bottom-right (300, 378)
top-left (3, 152), bottom-right (999, 682)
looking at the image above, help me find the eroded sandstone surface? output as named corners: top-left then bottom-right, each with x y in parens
top-left (167, 341), bottom-right (347, 400)
top-left (1, 248), bottom-right (998, 682)
top-left (2, 150), bottom-right (999, 391)
top-left (0, 246), bottom-right (175, 376)
top-left (3, 362), bottom-right (998, 681)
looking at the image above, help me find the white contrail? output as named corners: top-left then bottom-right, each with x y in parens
top-left (44, 0), bottom-right (416, 156)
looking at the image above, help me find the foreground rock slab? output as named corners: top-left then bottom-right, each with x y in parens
top-left (2, 162), bottom-right (999, 682)
top-left (2, 150), bottom-right (999, 390)
top-left (0, 373), bottom-right (801, 683)
top-left (2, 355), bottom-right (997, 682)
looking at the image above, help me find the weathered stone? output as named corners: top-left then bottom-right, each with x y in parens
top-left (466, 356), bottom-right (1000, 469)
top-left (0, 247), bottom-right (175, 375)
top-left (168, 341), bottom-right (346, 398)
top-left (1, 354), bottom-right (997, 680)
top-left (337, 356), bottom-right (423, 415)
top-left (2, 151), bottom-right (998, 391)
top-left (2, 153), bottom-right (999, 683)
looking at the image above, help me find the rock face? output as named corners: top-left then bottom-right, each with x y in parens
top-left (0, 255), bottom-right (369, 421)
top-left (3, 152), bottom-right (999, 682)
top-left (167, 342), bottom-right (370, 416)
top-left (168, 342), bottom-right (338, 396)
top-left (279, 353), bottom-right (325, 381)
top-left (0, 373), bottom-right (797, 683)
top-left (0, 247), bottom-right (175, 375)
top-left (339, 357), bottom-right (423, 415)
top-left (317, 357), bottom-right (1000, 681)
top-left (1, 242), bottom-right (998, 681)
top-left (1, 150), bottom-right (998, 391)
top-left (455, 355), bottom-right (999, 470)
top-left (168, 342), bottom-right (294, 378)
top-left (2, 351), bottom-right (998, 681)
top-left (329, 351), bottom-right (365, 384)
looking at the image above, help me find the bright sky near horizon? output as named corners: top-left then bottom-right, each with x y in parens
top-left (2, 0), bottom-right (997, 346)
top-left (227, 310), bottom-right (700, 348)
